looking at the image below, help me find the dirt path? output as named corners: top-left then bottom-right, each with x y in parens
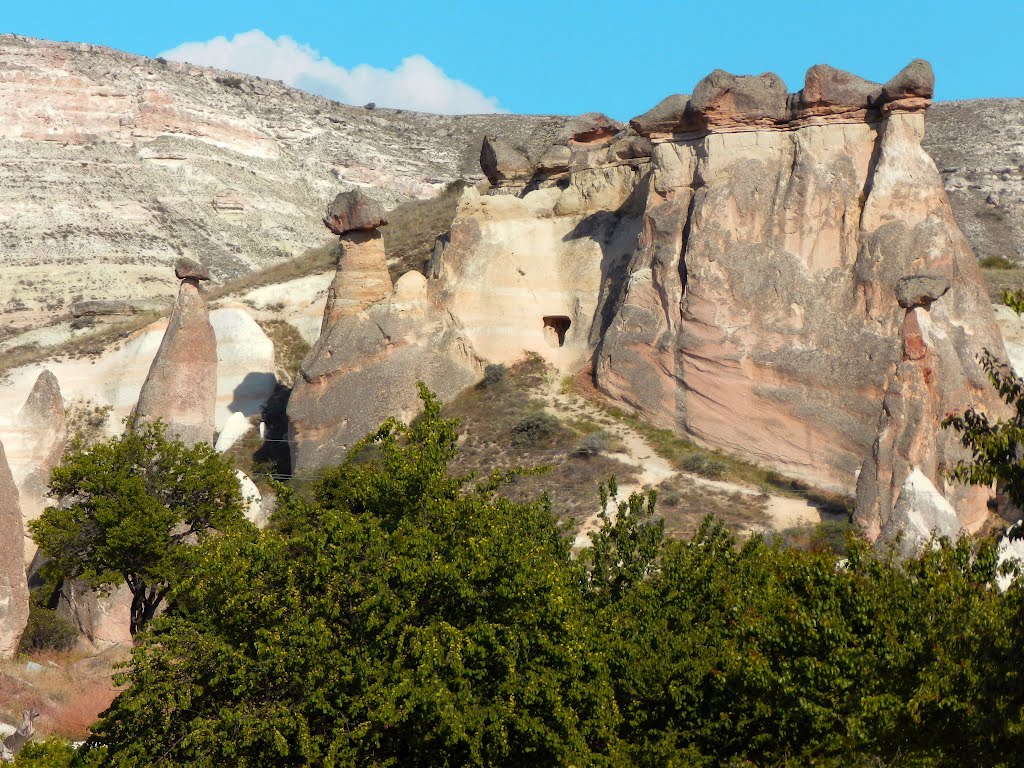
top-left (541, 377), bottom-right (824, 548)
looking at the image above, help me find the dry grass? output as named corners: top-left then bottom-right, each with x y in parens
top-left (383, 180), bottom-right (477, 281)
top-left (0, 647), bottom-right (127, 741)
top-left (982, 266), bottom-right (1024, 303)
top-left (568, 368), bottom-right (853, 515)
top-left (443, 355), bottom-right (640, 525)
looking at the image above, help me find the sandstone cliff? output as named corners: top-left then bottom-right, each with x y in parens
top-left (291, 61), bottom-right (1007, 545)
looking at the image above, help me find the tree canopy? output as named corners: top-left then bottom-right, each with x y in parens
top-left (65, 388), bottom-right (1024, 767)
top-left (29, 420), bottom-right (246, 635)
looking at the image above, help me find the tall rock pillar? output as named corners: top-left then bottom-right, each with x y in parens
top-left (135, 258), bottom-right (217, 446)
top-left (0, 439), bottom-right (29, 658)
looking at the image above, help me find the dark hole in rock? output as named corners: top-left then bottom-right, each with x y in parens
top-left (543, 315), bottom-right (571, 347)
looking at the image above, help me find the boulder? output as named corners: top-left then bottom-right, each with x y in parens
top-left (135, 274), bottom-right (217, 446)
top-left (564, 112), bottom-right (623, 146)
top-left (629, 94), bottom-right (695, 137)
top-left (881, 59), bottom-right (935, 104)
top-left (215, 411), bottom-right (254, 453)
top-left (690, 69), bottom-right (789, 126)
top-left (479, 136), bottom-right (534, 187)
top-left (235, 470), bottom-right (267, 528)
top-left (57, 580), bottom-right (132, 648)
top-left (174, 256), bottom-right (211, 281)
top-left (879, 469), bottom-right (962, 557)
top-left (894, 274), bottom-right (951, 309)
top-left (0, 440), bottom-right (29, 658)
top-left (799, 64), bottom-right (880, 114)
top-left (323, 189), bottom-right (388, 236)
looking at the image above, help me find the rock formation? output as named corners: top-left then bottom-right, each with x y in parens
top-left (287, 196), bottom-right (478, 473)
top-left (11, 370), bottom-right (66, 563)
top-left (135, 259), bottom-right (217, 446)
top-left (0, 439), bottom-right (29, 658)
top-left (0, 34), bottom-right (577, 329)
top-left (292, 60), bottom-right (1007, 544)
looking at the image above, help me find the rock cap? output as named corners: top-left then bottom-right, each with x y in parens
top-left (323, 189), bottom-right (388, 236)
top-left (691, 70), bottom-right (789, 126)
top-left (479, 136), bottom-right (534, 187)
top-left (174, 257), bottom-right (211, 281)
top-left (895, 274), bottom-right (950, 309)
top-left (881, 59), bottom-right (935, 104)
top-left (800, 64), bottom-right (881, 113)
top-left (629, 94), bottom-right (696, 137)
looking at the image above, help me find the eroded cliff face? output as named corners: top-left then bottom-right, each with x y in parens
top-left (291, 60), bottom-right (1006, 542)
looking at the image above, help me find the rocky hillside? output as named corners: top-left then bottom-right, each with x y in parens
top-left (924, 99), bottom-right (1024, 264)
top-left (1, 36), bottom-right (1022, 333)
top-left (0, 35), bottom-right (571, 327)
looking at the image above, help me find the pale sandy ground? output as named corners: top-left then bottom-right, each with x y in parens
top-left (538, 377), bottom-right (825, 549)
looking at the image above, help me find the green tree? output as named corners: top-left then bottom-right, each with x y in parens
top-left (943, 350), bottom-right (1024, 518)
top-left (29, 421), bottom-right (246, 635)
top-left (87, 388), bottom-right (619, 766)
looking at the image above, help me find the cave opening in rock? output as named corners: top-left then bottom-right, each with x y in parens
top-left (543, 315), bottom-right (571, 348)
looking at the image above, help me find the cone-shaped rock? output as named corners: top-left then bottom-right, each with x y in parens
top-left (15, 370), bottom-right (66, 562)
top-left (0, 439), bottom-right (29, 658)
top-left (135, 272), bottom-right (217, 446)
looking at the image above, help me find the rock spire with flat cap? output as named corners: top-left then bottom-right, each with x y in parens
top-left (321, 190), bottom-right (393, 331)
top-left (135, 260), bottom-right (217, 446)
top-left (0, 438), bottom-right (29, 658)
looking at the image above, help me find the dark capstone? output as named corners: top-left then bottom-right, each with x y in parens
top-left (174, 257), bottom-right (211, 281)
top-left (895, 274), bottom-right (950, 309)
top-left (323, 189), bottom-right (388, 235)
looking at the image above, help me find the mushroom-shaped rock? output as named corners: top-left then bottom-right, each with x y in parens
top-left (135, 271), bottom-right (218, 446)
top-left (0, 440), bottom-right (29, 659)
top-left (895, 274), bottom-right (951, 309)
top-left (691, 70), bottom-right (789, 126)
top-left (323, 189), bottom-right (388, 236)
top-left (800, 64), bottom-right (881, 113)
top-left (480, 136), bottom-right (534, 187)
top-left (174, 257), bottom-right (211, 281)
top-left (321, 229), bottom-right (393, 330)
top-left (629, 94), bottom-right (695, 137)
top-left (881, 59), bottom-right (935, 104)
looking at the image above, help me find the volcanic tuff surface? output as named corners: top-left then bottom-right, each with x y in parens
top-left (0, 36), bottom-right (1021, 331)
top-left (290, 60), bottom-right (1008, 548)
top-left (0, 35), bottom-right (571, 325)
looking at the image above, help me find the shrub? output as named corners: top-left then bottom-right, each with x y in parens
top-left (18, 604), bottom-right (78, 653)
top-left (480, 363), bottom-right (507, 388)
top-left (574, 430), bottom-right (609, 457)
top-left (680, 453), bottom-right (727, 479)
top-left (981, 255), bottom-right (1017, 270)
top-left (510, 412), bottom-right (560, 448)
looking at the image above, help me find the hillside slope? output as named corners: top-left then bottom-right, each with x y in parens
top-left (0, 35), bottom-right (570, 326)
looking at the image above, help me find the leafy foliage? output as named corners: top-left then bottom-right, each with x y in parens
top-left (509, 412), bottom-right (560, 448)
top-left (11, 739), bottom-right (105, 767)
top-left (29, 421), bottom-right (246, 635)
top-left (1003, 288), bottom-right (1024, 314)
top-left (18, 604), bottom-right (78, 653)
top-left (943, 350), bottom-right (1024, 516)
top-left (76, 388), bottom-right (1024, 767)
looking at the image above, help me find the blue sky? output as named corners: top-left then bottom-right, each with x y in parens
top-left (3, 0), bottom-right (1022, 116)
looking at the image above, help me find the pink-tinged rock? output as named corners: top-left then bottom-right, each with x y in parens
top-left (690, 69), bottom-right (789, 128)
top-left (0, 440), bottom-right (29, 658)
top-left (323, 189), bottom-right (388, 236)
top-left (629, 94), bottom-right (696, 137)
top-left (799, 64), bottom-right (881, 116)
top-left (321, 229), bottom-right (393, 332)
top-left (14, 370), bottom-right (66, 562)
top-left (135, 277), bottom-right (217, 446)
top-left (57, 580), bottom-right (132, 649)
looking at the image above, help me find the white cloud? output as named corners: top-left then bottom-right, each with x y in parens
top-left (160, 29), bottom-right (505, 115)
